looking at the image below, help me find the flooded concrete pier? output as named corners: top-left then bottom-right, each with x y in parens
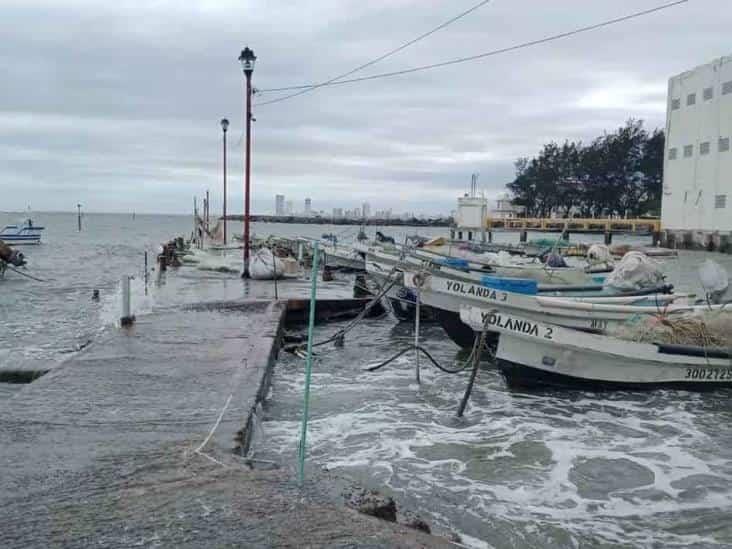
top-left (0, 298), bottom-right (447, 547)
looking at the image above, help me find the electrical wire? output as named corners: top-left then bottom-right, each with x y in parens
top-left (256, 0), bottom-right (687, 107)
top-left (256, 0), bottom-right (494, 105)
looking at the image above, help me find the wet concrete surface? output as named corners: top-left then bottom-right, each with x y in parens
top-left (0, 298), bottom-right (451, 548)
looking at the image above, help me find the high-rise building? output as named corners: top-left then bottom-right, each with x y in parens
top-left (275, 194), bottom-right (285, 216)
top-left (285, 200), bottom-right (294, 215)
top-left (362, 202), bottom-right (371, 219)
top-left (332, 208), bottom-right (343, 218)
top-left (304, 198), bottom-right (312, 216)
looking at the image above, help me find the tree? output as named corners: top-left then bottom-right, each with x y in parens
top-left (507, 120), bottom-right (664, 218)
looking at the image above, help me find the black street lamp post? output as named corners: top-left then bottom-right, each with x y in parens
top-left (220, 118), bottom-right (229, 246)
top-left (238, 46), bottom-right (256, 277)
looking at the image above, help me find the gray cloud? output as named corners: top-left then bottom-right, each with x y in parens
top-left (1, 0), bottom-right (729, 214)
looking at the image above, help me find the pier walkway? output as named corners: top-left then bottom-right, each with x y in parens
top-left (0, 298), bottom-right (447, 548)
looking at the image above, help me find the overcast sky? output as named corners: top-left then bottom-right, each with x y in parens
top-left (1, 0), bottom-right (729, 215)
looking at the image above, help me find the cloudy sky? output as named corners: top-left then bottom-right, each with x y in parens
top-left (1, 0), bottom-right (729, 215)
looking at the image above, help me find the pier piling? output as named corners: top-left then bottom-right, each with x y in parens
top-left (120, 275), bottom-right (135, 326)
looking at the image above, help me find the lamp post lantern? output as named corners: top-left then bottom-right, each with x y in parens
top-left (238, 46), bottom-right (256, 277)
top-left (220, 118), bottom-right (229, 246)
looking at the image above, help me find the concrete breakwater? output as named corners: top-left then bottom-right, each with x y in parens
top-left (0, 296), bottom-right (449, 547)
top-left (660, 229), bottom-right (732, 253)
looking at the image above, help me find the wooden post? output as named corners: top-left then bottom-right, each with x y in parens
top-left (520, 230), bottom-right (527, 243)
top-left (604, 231), bottom-right (612, 245)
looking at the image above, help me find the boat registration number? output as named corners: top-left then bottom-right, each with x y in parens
top-left (685, 368), bottom-right (732, 381)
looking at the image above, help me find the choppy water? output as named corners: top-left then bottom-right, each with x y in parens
top-left (259, 251), bottom-right (732, 548)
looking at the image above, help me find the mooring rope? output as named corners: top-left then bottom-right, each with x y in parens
top-left (5, 264), bottom-right (49, 282)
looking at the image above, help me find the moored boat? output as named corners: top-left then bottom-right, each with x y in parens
top-left (1, 217), bottom-right (44, 245)
top-left (459, 307), bottom-right (732, 389)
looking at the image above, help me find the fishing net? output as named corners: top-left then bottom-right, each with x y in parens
top-left (612, 309), bottom-right (732, 348)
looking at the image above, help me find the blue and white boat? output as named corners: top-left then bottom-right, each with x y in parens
top-left (0, 218), bottom-right (44, 245)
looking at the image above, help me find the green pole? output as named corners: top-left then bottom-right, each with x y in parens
top-left (298, 242), bottom-right (320, 485)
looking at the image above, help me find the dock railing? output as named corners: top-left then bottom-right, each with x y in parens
top-left (486, 217), bottom-right (660, 234)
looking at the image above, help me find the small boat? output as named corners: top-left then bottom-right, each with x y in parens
top-left (401, 261), bottom-right (685, 348)
top-left (459, 307), bottom-right (732, 389)
top-left (0, 217), bottom-right (44, 245)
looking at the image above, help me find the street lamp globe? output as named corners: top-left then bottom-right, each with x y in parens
top-left (238, 47), bottom-right (256, 75)
top-left (220, 118), bottom-right (229, 132)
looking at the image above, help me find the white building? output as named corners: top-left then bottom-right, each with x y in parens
top-left (285, 200), bottom-right (294, 215)
top-left (490, 192), bottom-right (523, 219)
top-left (451, 193), bottom-right (487, 242)
top-left (304, 198), bottom-right (312, 216)
top-left (362, 202), bottom-right (371, 219)
top-left (275, 194), bottom-right (285, 216)
top-left (662, 54), bottom-right (732, 232)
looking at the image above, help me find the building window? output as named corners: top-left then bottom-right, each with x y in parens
top-left (450, 229), bottom-right (455, 239)
top-left (458, 231), bottom-right (463, 240)
top-left (668, 147), bottom-right (677, 160)
top-left (720, 137), bottom-right (730, 152)
top-left (700, 141), bottom-right (711, 155)
top-left (715, 195), bottom-right (727, 209)
top-left (683, 145), bottom-right (693, 158)
top-left (687, 93), bottom-right (696, 106)
top-left (684, 191), bottom-right (688, 203)
top-left (723, 81), bottom-right (732, 95)
top-left (671, 98), bottom-right (681, 110)
top-left (468, 231), bottom-right (473, 241)
top-left (704, 87), bottom-right (714, 101)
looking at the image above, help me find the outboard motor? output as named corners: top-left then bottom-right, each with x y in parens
top-left (375, 231), bottom-right (396, 244)
top-left (698, 259), bottom-right (729, 304)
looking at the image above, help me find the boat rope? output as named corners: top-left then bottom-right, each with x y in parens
top-left (5, 264), bottom-right (49, 282)
top-left (456, 314), bottom-right (494, 417)
top-left (365, 344), bottom-right (472, 374)
top-left (290, 270), bottom-right (400, 354)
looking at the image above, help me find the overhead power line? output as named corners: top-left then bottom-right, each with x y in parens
top-left (256, 0), bottom-right (494, 105)
top-left (256, 0), bottom-right (687, 107)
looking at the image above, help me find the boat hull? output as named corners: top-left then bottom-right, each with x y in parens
top-left (497, 358), bottom-right (732, 390)
top-left (464, 309), bottom-right (732, 390)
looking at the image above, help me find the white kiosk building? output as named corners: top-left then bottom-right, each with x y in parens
top-left (661, 54), bottom-right (732, 250)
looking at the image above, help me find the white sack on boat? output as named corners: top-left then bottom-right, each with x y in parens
top-left (603, 251), bottom-right (664, 291)
top-left (249, 247), bottom-right (286, 280)
top-left (587, 244), bottom-right (612, 263)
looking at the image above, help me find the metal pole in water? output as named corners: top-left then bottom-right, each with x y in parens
top-left (144, 251), bottom-right (149, 296)
top-left (120, 275), bottom-right (135, 326)
top-left (77, 203), bottom-right (82, 232)
top-left (414, 288), bottom-right (421, 384)
top-left (298, 242), bottom-right (319, 485)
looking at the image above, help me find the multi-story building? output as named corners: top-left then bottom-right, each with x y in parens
top-left (304, 198), bottom-right (312, 216)
top-left (362, 202), bottom-right (371, 219)
top-left (275, 194), bottom-right (285, 216)
top-left (661, 54), bottom-right (732, 250)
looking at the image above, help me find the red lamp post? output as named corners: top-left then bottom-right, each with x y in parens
top-left (220, 118), bottom-right (229, 246)
top-left (238, 46), bottom-right (256, 277)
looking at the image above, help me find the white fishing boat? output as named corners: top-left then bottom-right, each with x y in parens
top-left (459, 307), bottom-right (732, 389)
top-left (320, 240), bottom-right (365, 271)
top-left (0, 217), bottom-right (44, 245)
top-left (401, 262), bottom-right (685, 348)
